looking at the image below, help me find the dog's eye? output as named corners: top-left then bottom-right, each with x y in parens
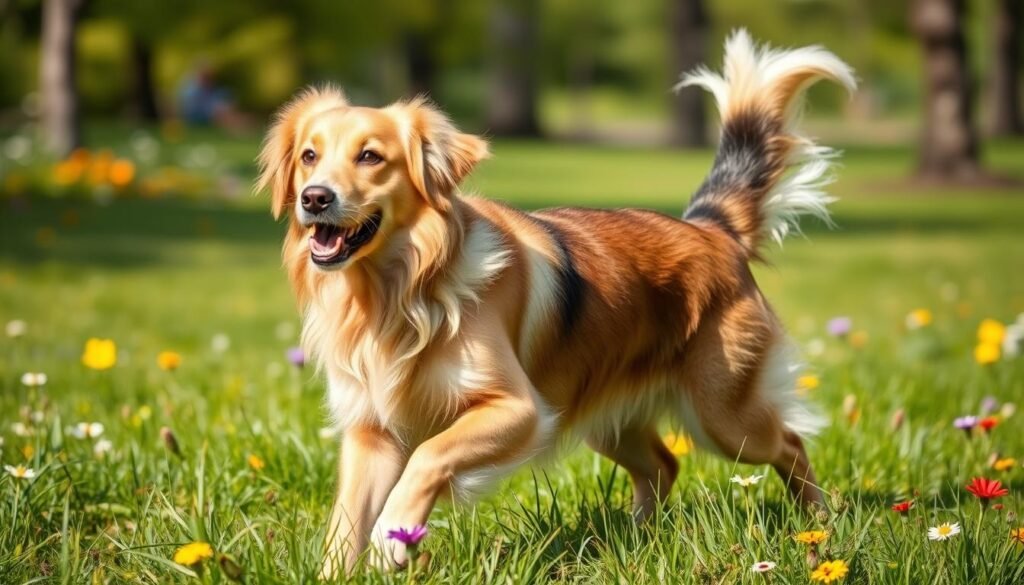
top-left (301, 149), bottom-right (317, 166)
top-left (357, 150), bottom-right (383, 165)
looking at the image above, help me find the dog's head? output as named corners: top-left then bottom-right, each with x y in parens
top-left (257, 87), bottom-right (488, 271)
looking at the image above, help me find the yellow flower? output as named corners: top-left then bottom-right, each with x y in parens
top-left (993, 457), bottom-right (1017, 472)
top-left (109, 159), bottom-right (136, 188)
top-left (663, 432), bottom-right (692, 456)
top-left (849, 330), bottom-right (868, 349)
top-left (1011, 527), bottom-right (1024, 545)
top-left (906, 308), bottom-right (932, 329)
top-left (977, 319), bottom-right (1006, 345)
top-left (82, 338), bottom-right (117, 370)
top-left (797, 374), bottom-right (820, 395)
top-left (794, 530), bottom-right (829, 545)
top-left (247, 454), bottom-right (266, 471)
top-left (173, 541), bottom-right (213, 566)
top-left (810, 559), bottom-right (849, 583)
top-left (974, 342), bottom-right (1000, 365)
top-left (157, 351), bottom-right (182, 371)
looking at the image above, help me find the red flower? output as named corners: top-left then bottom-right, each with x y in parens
top-left (891, 500), bottom-right (914, 514)
top-left (993, 503), bottom-right (1004, 511)
top-left (966, 477), bottom-right (1009, 503)
top-left (979, 416), bottom-right (999, 432)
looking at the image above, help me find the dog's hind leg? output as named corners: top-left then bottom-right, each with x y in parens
top-left (587, 426), bottom-right (679, 521)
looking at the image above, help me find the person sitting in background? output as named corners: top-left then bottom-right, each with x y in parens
top-left (177, 63), bottom-right (250, 132)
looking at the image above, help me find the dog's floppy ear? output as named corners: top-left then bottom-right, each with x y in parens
top-left (399, 97), bottom-right (489, 209)
top-left (257, 86), bottom-right (348, 219)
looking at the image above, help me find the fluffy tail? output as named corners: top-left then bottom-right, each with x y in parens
top-left (678, 30), bottom-right (856, 252)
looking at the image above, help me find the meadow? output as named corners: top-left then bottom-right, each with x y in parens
top-left (2, 133), bottom-right (1024, 583)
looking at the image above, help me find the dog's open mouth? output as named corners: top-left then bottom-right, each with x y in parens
top-left (309, 211), bottom-right (383, 266)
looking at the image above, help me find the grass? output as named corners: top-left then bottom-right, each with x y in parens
top-left (2, 133), bottom-right (1024, 583)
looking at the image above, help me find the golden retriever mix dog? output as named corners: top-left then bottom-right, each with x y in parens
top-left (257, 30), bottom-right (854, 577)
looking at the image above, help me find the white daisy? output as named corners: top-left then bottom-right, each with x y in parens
top-left (20, 372), bottom-right (47, 387)
top-left (11, 422), bottom-right (33, 437)
top-left (5, 319), bottom-right (27, 338)
top-left (5, 464), bottom-right (36, 480)
top-left (730, 474), bottom-right (765, 487)
top-left (751, 561), bottom-right (777, 573)
top-left (93, 439), bottom-right (113, 457)
top-left (69, 422), bottom-right (105, 440)
top-left (927, 522), bottom-right (961, 541)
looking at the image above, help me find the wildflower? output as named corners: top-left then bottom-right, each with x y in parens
top-left (286, 347), bottom-right (305, 368)
top-left (93, 439), bottom-right (113, 457)
top-left (977, 319), bottom-right (1006, 345)
top-left (891, 500), bottom-right (914, 514)
top-left (5, 319), bottom-right (27, 338)
top-left (826, 317), bottom-right (852, 337)
top-left (953, 415), bottom-right (977, 435)
top-left (797, 374), bottom-right (820, 394)
top-left (82, 338), bottom-right (117, 370)
top-left (751, 561), bottom-right (776, 573)
top-left (69, 422), bottom-right (104, 439)
top-left (810, 559), bottom-right (849, 583)
top-left (663, 432), bottom-right (692, 456)
top-left (730, 474), bottom-right (765, 487)
top-left (160, 426), bottom-right (181, 457)
top-left (849, 330), bottom-right (868, 348)
top-left (981, 396), bottom-right (999, 415)
top-left (1000, 403), bottom-right (1016, 418)
top-left (966, 477), bottom-right (1009, 505)
top-left (247, 454), bottom-right (265, 471)
top-left (842, 394), bottom-right (860, 425)
top-left (1011, 528), bottom-right (1024, 545)
top-left (173, 542), bottom-right (213, 566)
top-left (927, 522), bottom-right (961, 541)
top-left (211, 333), bottom-right (230, 353)
top-left (806, 338), bottom-right (825, 357)
top-left (979, 416), bottom-right (999, 432)
top-left (1004, 323), bottom-right (1024, 358)
top-left (4, 464), bottom-right (36, 480)
top-left (157, 351), bottom-right (182, 371)
top-left (975, 343), bottom-right (1000, 365)
top-left (20, 372), bottom-right (47, 387)
top-left (993, 457), bottom-right (1017, 472)
top-left (906, 309), bottom-right (933, 330)
top-left (11, 422), bottom-right (33, 437)
top-left (386, 525), bottom-right (428, 546)
top-left (794, 531), bottom-right (829, 545)
top-left (108, 159), bottom-right (136, 188)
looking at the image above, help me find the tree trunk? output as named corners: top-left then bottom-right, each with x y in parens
top-left (486, 0), bottom-right (541, 137)
top-left (405, 31), bottom-right (436, 98)
top-left (910, 0), bottom-right (981, 180)
top-left (989, 0), bottom-right (1022, 137)
top-left (40, 0), bottom-right (82, 158)
top-left (669, 0), bottom-right (708, 147)
top-left (131, 35), bottom-right (161, 122)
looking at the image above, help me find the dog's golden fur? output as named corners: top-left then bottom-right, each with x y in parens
top-left (257, 30), bottom-right (855, 576)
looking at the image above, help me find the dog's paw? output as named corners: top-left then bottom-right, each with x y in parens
top-left (367, 524), bottom-right (408, 572)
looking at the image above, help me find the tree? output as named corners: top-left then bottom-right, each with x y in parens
top-left (40, 0), bottom-right (84, 158)
top-left (909, 0), bottom-right (981, 180)
top-left (669, 0), bottom-right (708, 147)
top-left (486, 0), bottom-right (541, 137)
top-left (990, 0), bottom-right (1022, 137)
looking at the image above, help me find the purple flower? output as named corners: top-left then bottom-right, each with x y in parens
top-left (286, 347), bottom-right (305, 368)
top-left (386, 525), bottom-right (428, 546)
top-left (826, 316), bottom-right (852, 337)
top-left (980, 396), bottom-right (998, 415)
top-left (953, 415), bottom-right (978, 434)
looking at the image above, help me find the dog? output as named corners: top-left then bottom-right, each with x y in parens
top-left (257, 30), bottom-right (855, 577)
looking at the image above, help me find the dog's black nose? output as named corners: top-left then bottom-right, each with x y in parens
top-left (300, 186), bottom-right (336, 215)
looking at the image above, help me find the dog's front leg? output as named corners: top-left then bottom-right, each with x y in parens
top-left (368, 394), bottom-right (543, 569)
top-left (320, 425), bottom-right (406, 580)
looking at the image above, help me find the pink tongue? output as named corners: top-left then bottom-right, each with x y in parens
top-left (310, 226), bottom-right (344, 257)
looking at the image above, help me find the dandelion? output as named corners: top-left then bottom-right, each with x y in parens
top-left (663, 432), bottom-right (692, 456)
top-left (794, 531), bottom-right (829, 545)
top-left (93, 439), bottom-right (113, 457)
top-left (20, 372), bottom-right (47, 387)
top-left (979, 416), bottom-right (999, 432)
top-left (157, 351), bottom-right (182, 371)
top-left (810, 559), bottom-right (849, 583)
top-left (173, 541), bottom-right (213, 566)
top-left (891, 500), bottom-right (914, 514)
top-left (797, 374), bottom-right (820, 394)
top-left (82, 338), bottom-right (117, 370)
top-left (975, 342), bottom-right (1000, 365)
top-left (966, 477), bottom-right (1009, 504)
top-left (826, 317), bottom-right (852, 337)
top-left (751, 561), bottom-right (776, 573)
top-left (5, 319), bottom-right (26, 338)
top-left (730, 474), bottom-right (765, 487)
top-left (69, 422), bottom-right (104, 439)
top-left (927, 522), bottom-right (961, 541)
top-left (977, 319), bottom-right (1006, 345)
top-left (286, 347), bottom-right (305, 368)
top-left (1011, 528), bottom-right (1024, 545)
top-left (247, 454), bottom-right (266, 471)
top-left (993, 457), bottom-right (1017, 472)
top-left (906, 309), bottom-right (933, 330)
top-left (4, 464), bottom-right (36, 480)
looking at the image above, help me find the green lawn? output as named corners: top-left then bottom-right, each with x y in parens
top-left (2, 136), bottom-right (1024, 583)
